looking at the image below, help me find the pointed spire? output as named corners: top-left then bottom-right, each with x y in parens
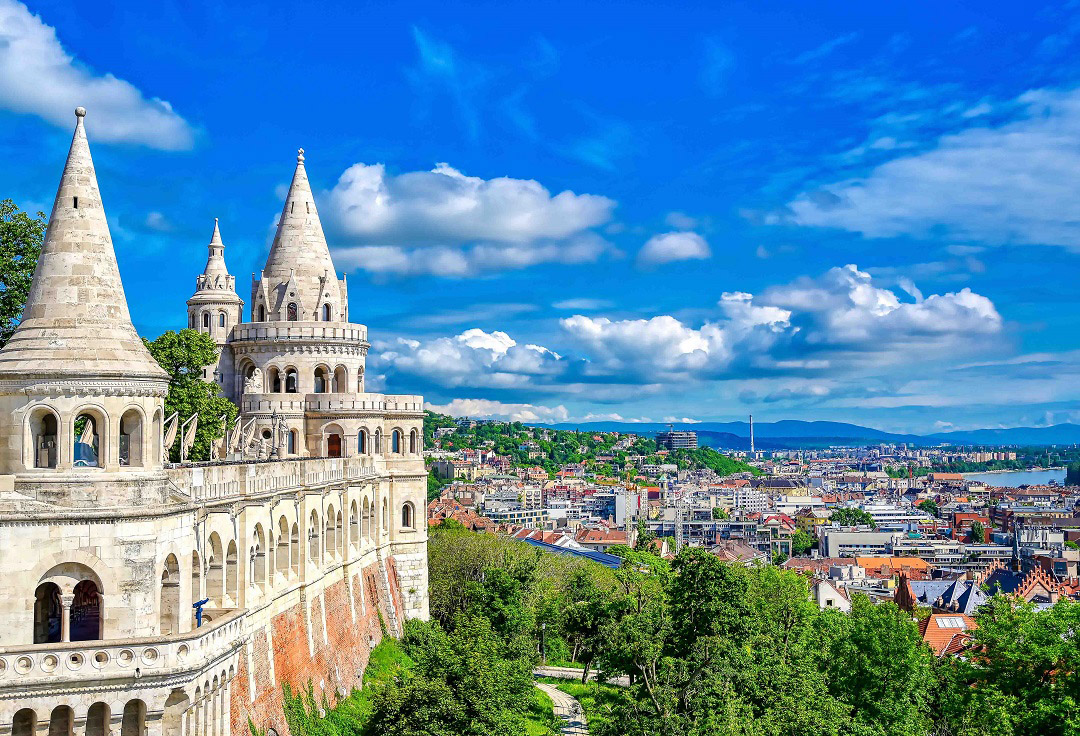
top-left (202, 217), bottom-right (229, 279)
top-left (261, 148), bottom-right (340, 318)
top-left (0, 109), bottom-right (167, 381)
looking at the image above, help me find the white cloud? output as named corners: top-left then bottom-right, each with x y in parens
top-left (637, 231), bottom-right (711, 266)
top-left (324, 162), bottom-right (616, 276)
top-left (552, 298), bottom-right (613, 311)
top-left (0, 0), bottom-right (194, 149)
top-left (327, 162), bottom-right (613, 244)
top-left (665, 211), bottom-right (698, 229)
top-left (425, 398), bottom-right (570, 423)
top-left (789, 86), bottom-right (1080, 249)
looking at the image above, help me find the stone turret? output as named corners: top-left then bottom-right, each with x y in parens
top-left (187, 218), bottom-right (243, 345)
top-left (251, 149), bottom-right (348, 323)
top-left (0, 109), bottom-right (169, 505)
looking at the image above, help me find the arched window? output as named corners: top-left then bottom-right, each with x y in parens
top-left (73, 411), bottom-right (103, 468)
top-left (287, 302), bottom-right (298, 321)
top-left (409, 429), bottom-right (418, 454)
top-left (119, 409), bottom-right (143, 467)
top-left (258, 305), bottom-right (266, 322)
top-left (382, 498), bottom-right (388, 534)
top-left (160, 554), bottom-right (180, 635)
top-left (268, 367), bottom-right (281, 393)
top-left (219, 313), bottom-right (226, 328)
top-left (202, 312), bottom-right (210, 329)
top-left (402, 502), bottom-right (414, 529)
top-left (277, 517), bottom-right (290, 578)
top-left (308, 511), bottom-right (320, 566)
top-left (33, 582), bottom-right (62, 643)
top-left (313, 366), bottom-right (329, 393)
top-left (12, 709), bottom-right (36, 736)
top-left (191, 551), bottom-right (202, 625)
top-left (290, 523), bottom-right (300, 576)
top-left (391, 430), bottom-right (401, 454)
top-left (30, 408), bottom-right (58, 469)
top-left (285, 368), bottom-right (298, 394)
top-left (322, 303), bottom-right (332, 321)
top-left (358, 429), bottom-right (367, 454)
top-left (333, 365), bottom-right (346, 393)
top-left (49, 707), bottom-right (74, 736)
top-left (288, 430), bottom-right (297, 455)
top-left (189, 314), bottom-right (196, 328)
top-left (350, 502), bottom-right (359, 550)
top-left (373, 429), bottom-right (381, 454)
top-left (70, 579), bottom-right (102, 641)
top-left (225, 541), bottom-right (239, 604)
top-left (252, 525), bottom-right (267, 591)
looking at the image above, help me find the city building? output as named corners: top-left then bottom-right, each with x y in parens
top-left (655, 429), bottom-right (698, 451)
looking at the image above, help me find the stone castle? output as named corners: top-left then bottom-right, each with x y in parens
top-left (0, 109), bottom-right (428, 735)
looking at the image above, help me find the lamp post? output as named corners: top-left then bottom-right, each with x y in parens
top-left (541, 622), bottom-right (546, 665)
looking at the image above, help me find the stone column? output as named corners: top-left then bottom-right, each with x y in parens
top-left (60, 593), bottom-right (73, 642)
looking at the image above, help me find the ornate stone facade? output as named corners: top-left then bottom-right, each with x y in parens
top-left (0, 111), bottom-right (428, 736)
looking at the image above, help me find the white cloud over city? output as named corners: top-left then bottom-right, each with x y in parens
top-left (325, 162), bottom-right (618, 276)
top-left (0, 0), bottom-right (195, 149)
top-left (789, 86), bottom-right (1080, 249)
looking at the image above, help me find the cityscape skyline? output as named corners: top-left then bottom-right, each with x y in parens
top-left (5, 1), bottom-right (1080, 433)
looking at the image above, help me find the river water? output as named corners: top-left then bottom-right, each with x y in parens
top-left (962, 469), bottom-right (1064, 487)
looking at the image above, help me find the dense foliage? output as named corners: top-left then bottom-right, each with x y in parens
top-left (0, 199), bottom-right (46, 347)
top-left (828, 507), bottom-right (877, 528)
top-left (288, 524), bottom-right (1080, 736)
top-left (143, 329), bottom-right (237, 461)
top-left (424, 411), bottom-right (758, 480)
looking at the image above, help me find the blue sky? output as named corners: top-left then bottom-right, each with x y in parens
top-left (4, 0), bottom-right (1080, 433)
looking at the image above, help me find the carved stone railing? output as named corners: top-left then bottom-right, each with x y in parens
top-left (0, 610), bottom-right (246, 688)
top-left (230, 322), bottom-right (368, 344)
top-left (167, 455), bottom-right (376, 502)
top-left (241, 393), bottom-right (424, 415)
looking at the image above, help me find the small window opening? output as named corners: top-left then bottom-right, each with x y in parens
top-left (287, 303), bottom-right (298, 322)
top-left (290, 202), bottom-right (294, 214)
top-left (258, 305), bottom-right (265, 322)
top-left (219, 313), bottom-right (226, 327)
top-left (73, 196), bottom-right (78, 209)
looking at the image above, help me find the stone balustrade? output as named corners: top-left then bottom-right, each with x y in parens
top-left (0, 610), bottom-right (245, 688)
top-left (167, 455), bottom-right (376, 502)
top-left (240, 392), bottom-right (424, 414)
top-left (230, 322), bottom-right (368, 344)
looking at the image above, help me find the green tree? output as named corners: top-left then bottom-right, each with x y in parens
top-left (711, 506), bottom-right (729, 520)
top-left (917, 499), bottom-right (939, 517)
top-left (1066, 461), bottom-right (1080, 486)
top-left (969, 521), bottom-right (986, 543)
top-left (828, 507), bottom-right (876, 528)
top-left (143, 329), bottom-right (236, 461)
top-left (791, 528), bottom-right (815, 556)
top-left (0, 200), bottom-right (46, 346)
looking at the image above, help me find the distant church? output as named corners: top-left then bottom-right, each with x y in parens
top-left (0, 109), bottom-right (428, 735)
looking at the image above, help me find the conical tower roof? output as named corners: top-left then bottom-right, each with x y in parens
top-left (260, 149), bottom-right (340, 315)
top-left (203, 218), bottom-right (229, 279)
top-left (0, 108), bottom-right (168, 382)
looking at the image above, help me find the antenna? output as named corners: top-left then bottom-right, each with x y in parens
top-left (749, 414), bottom-right (755, 456)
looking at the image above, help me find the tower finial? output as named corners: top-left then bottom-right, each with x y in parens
top-left (297, 147), bottom-right (305, 163)
top-left (75, 106), bottom-right (86, 118)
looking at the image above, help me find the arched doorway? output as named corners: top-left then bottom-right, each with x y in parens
top-left (70, 579), bottom-right (102, 641)
top-left (33, 582), bottom-right (62, 643)
top-left (12, 709), bottom-right (35, 736)
top-left (160, 554), bottom-right (180, 636)
top-left (48, 706), bottom-right (72, 736)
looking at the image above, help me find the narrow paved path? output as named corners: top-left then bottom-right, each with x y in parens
top-left (535, 664), bottom-right (631, 687)
top-left (535, 681), bottom-right (589, 735)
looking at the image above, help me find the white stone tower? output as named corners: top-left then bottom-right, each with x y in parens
top-left (186, 218), bottom-right (243, 391)
top-left (0, 108), bottom-right (170, 506)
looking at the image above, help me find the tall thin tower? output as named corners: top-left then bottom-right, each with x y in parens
top-left (749, 414), bottom-right (755, 456)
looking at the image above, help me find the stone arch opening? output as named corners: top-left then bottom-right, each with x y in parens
top-left (160, 553), bottom-right (180, 636)
top-left (325, 423), bottom-right (344, 458)
top-left (12, 709), bottom-right (35, 736)
top-left (285, 367), bottom-right (298, 393)
top-left (336, 510), bottom-right (343, 557)
top-left (202, 312), bottom-right (210, 329)
top-left (288, 429), bottom-right (298, 455)
top-left (33, 582), bottom-right (62, 643)
top-left (162, 690), bottom-right (190, 736)
top-left (358, 428), bottom-right (368, 455)
top-left (350, 501), bottom-right (359, 550)
top-left (287, 302), bottom-right (298, 321)
top-left (362, 497), bottom-right (371, 540)
top-left (325, 506), bottom-right (336, 560)
top-left (410, 428), bottom-right (418, 454)
top-left (258, 304), bottom-right (266, 322)
top-left (119, 407), bottom-right (144, 468)
top-left (391, 429), bottom-right (402, 454)
top-left (402, 502), bottom-right (415, 529)
top-left (48, 706), bottom-right (73, 736)
top-left (268, 366), bottom-right (281, 393)
top-left (333, 365), bottom-right (347, 392)
top-left (308, 510), bottom-right (320, 567)
top-left (313, 365), bottom-right (330, 394)
top-left (73, 409), bottom-right (104, 468)
top-left (120, 700), bottom-right (145, 736)
top-left (322, 303), bottom-right (332, 321)
top-left (225, 540), bottom-right (239, 603)
top-left (219, 312), bottom-right (227, 328)
top-left (191, 550), bottom-right (202, 625)
top-left (290, 522), bottom-right (300, 576)
top-left (86, 703), bottom-right (109, 736)
top-left (382, 498), bottom-right (388, 535)
top-left (207, 533), bottom-right (224, 606)
top-left (252, 524), bottom-right (267, 590)
top-left (70, 579), bottom-right (102, 641)
top-left (374, 428), bottom-right (382, 454)
top-left (28, 406), bottom-right (59, 469)
top-left (277, 516), bottom-right (290, 576)
top-left (152, 409), bottom-right (162, 465)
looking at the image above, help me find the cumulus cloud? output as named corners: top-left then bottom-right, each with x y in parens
top-left (425, 398), bottom-right (570, 423)
top-left (324, 161), bottom-right (616, 276)
top-left (788, 86), bottom-right (1080, 249)
top-left (552, 298), bottom-right (613, 311)
top-left (0, 0), bottom-right (194, 149)
top-left (637, 231), bottom-right (711, 267)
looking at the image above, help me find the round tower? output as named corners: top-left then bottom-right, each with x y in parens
top-left (187, 218), bottom-right (244, 391)
top-left (0, 109), bottom-right (171, 506)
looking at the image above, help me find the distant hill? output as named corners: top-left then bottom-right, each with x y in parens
top-left (545, 419), bottom-right (1080, 447)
